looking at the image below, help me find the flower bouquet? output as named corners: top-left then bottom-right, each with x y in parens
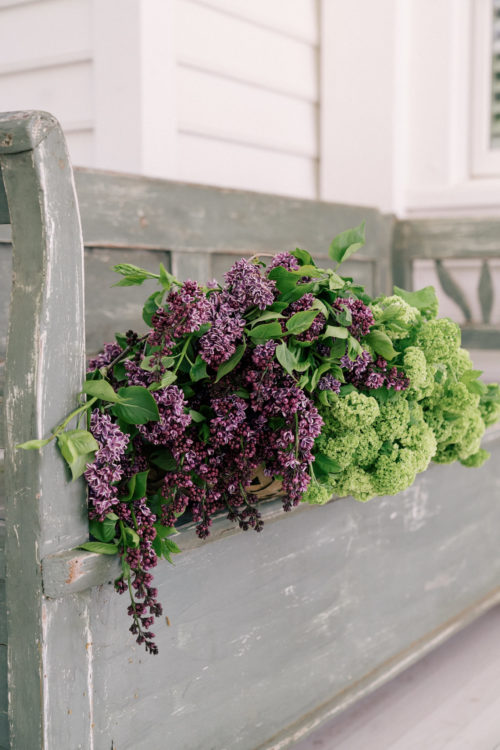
top-left (20, 222), bottom-right (500, 654)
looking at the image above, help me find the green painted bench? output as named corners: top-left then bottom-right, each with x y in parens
top-left (0, 110), bottom-right (499, 750)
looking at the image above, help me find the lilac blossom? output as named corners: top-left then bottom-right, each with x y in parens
top-left (333, 297), bottom-right (374, 340)
top-left (223, 258), bottom-right (276, 311)
top-left (318, 375), bottom-right (341, 393)
top-left (138, 385), bottom-right (191, 445)
top-left (267, 252), bottom-right (300, 273)
top-left (88, 342), bottom-right (123, 372)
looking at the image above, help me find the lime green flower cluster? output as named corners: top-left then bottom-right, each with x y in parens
top-left (303, 287), bottom-right (500, 505)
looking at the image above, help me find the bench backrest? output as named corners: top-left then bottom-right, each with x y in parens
top-left (1, 110), bottom-right (499, 749)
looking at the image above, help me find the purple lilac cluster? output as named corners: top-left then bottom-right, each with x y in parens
top-left (267, 252), bottom-right (300, 273)
top-left (115, 497), bottom-right (163, 655)
top-left (223, 258), bottom-right (276, 311)
top-left (199, 295), bottom-right (246, 368)
top-left (333, 297), bottom-right (374, 340)
top-left (84, 410), bottom-right (129, 520)
top-left (88, 342), bottom-right (123, 371)
top-left (199, 259), bottom-right (276, 368)
top-left (340, 352), bottom-right (409, 391)
top-left (318, 374), bottom-right (341, 393)
top-left (139, 385), bottom-right (192, 445)
top-left (148, 280), bottom-right (211, 355)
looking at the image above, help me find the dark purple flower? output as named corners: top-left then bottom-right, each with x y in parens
top-left (88, 342), bottom-right (123, 372)
top-left (267, 252), bottom-right (300, 273)
top-left (333, 297), bottom-right (374, 340)
top-left (223, 258), bottom-right (276, 311)
top-left (199, 296), bottom-right (246, 368)
top-left (318, 375), bottom-right (341, 393)
top-left (138, 385), bottom-right (191, 445)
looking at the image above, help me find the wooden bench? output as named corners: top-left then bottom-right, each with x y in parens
top-left (1, 110), bottom-right (499, 750)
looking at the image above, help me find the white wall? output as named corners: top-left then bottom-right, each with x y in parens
top-left (320, 0), bottom-right (500, 218)
top-left (0, 0), bottom-right (94, 165)
top-left (0, 0), bottom-right (320, 200)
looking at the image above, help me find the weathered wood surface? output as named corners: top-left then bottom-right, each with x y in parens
top-left (0, 111), bottom-right (91, 750)
top-left (85, 427), bottom-right (500, 750)
top-left (72, 167), bottom-right (394, 299)
top-left (393, 218), bottom-right (500, 349)
top-left (1, 110), bottom-right (500, 750)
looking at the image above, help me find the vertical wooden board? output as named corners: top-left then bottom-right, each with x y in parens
top-left (0, 245), bottom-right (12, 355)
top-left (0, 170), bottom-right (8, 224)
top-left (0, 647), bottom-right (7, 749)
top-left (41, 593), bottom-right (94, 750)
top-left (2, 113), bottom-right (91, 749)
top-left (88, 439), bottom-right (500, 750)
top-left (84, 247), bottom-right (171, 354)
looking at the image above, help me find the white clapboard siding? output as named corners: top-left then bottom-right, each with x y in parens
top-left (0, 0), bottom-right (91, 72)
top-left (177, 66), bottom-right (318, 157)
top-left (188, 0), bottom-right (318, 44)
top-left (177, 132), bottom-right (318, 198)
top-left (0, 62), bottom-right (93, 132)
top-left (177, 0), bottom-right (318, 101)
top-left (175, 0), bottom-right (319, 198)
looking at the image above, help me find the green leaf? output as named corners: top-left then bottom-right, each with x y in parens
top-left (329, 221), bottom-right (366, 265)
top-left (393, 285), bottom-right (438, 312)
top-left (348, 336), bottom-right (364, 357)
top-left (291, 248), bottom-right (314, 266)
top-left (339, 384), bottom-right (356, 396)
top-left (311, 298), bottom-right (328, 317)
top-left (159, 262), bottom-right (175, 290)
top-left (140, 355), bottom-right (156, 372)
top-left (334, 305), bottom-right (352, 327)
top-left (125, 527), bottom-right (140, 548)
top-left (154, 523), bottom-right (178, 539)
top-left (57, 429), bottom-right (99, 480)
top-left (112, 263), bottom-right (159, 287)
top-left (250, 310), bottom-right (285, 325)
top-left (151, 451), bottom-right (177, 471)
top-left (142, 291), bottom-right (163, 326)
top-left (17, 437), bottom-right (52, 450)
top-left (89, 517), bottom-right (117, 543)
top-left (78, 541), bottom-right (118, 555)
top-left (275, 341), bottom-right (297, 375)
top-left (164, 538), bottom-right (181, 555)
top-left (286, 310), bottom-right (318, 335)
top-left (268, 267), bottom-right (299, 293)
top-left (331, 338), bottom-right (348, 358)
top-left (148, 370), bottom-right (177, 391)
top-left (247, 322), bottom-right (283, 340)
top-left (323, 325), bottom-right (348, 340)
top-left (310, 362), bottom-right (335, 391)
top-left (113, 386), bottom-right (160, 424)
top-left (363, 330), bottom-right (397, 360)
top-left (189, 409), bottom-right (205, 422)
top-left (327, 270), bottom-right (345, 290)
top-left (121, 470), bottom-right (149, 502)
top-left (82, 379), bottom-right (122, 403)
top-left (215, 341), bottom-right (247, 382)
top-left (314, 453), bottom-right (342, 474)
top-left (190, 355), bottom-right (208, 382)
top-left (279, 282), bottom-right (316, 304)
